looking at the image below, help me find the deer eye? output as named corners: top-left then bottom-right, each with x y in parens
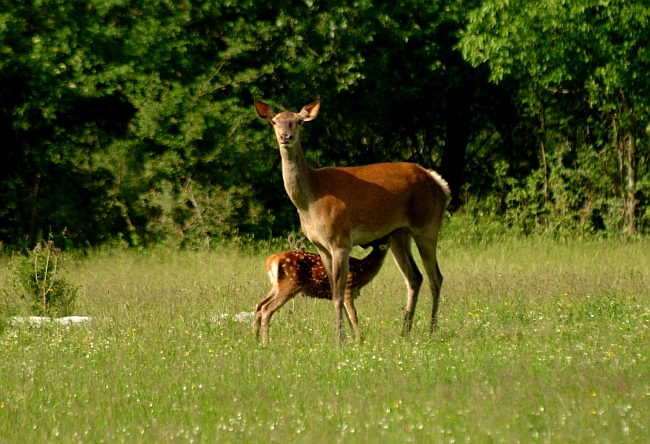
top-left (271, 119), bottom-right (277, 125)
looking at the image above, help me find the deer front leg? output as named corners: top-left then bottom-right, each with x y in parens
top-left (330, 247), bottom-right (351, 344)
top-left (315, 247), bottom-right (339, 341)
top-left (344, 289), bottom-right (362, 343)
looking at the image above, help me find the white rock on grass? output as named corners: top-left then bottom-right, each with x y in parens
top-left (211, 312), bottom-right (255, 324)
top-left (10, 316), bottom-right (92, 326)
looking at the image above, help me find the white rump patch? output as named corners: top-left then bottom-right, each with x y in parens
top-left (429, 170), bottom-right (451, 203)
top-left (268, 261), bottom-right (279, 285)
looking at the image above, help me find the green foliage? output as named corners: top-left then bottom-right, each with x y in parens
top-left (1, 0), bottom-right (650, 246)
top-left (459, 0), bottom-right (650, 235)
top-left (0, 298), bottom-right (8, 335)
top-left (5, 242), bottom-right (79, 317)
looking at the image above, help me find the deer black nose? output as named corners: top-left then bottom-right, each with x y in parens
top-left (280, 133), bottom-right (293, 142)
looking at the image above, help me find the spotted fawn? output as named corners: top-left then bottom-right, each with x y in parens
top-left (254, 234), bottom-right (393, 344)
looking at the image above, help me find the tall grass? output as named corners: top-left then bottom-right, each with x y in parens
top-left (1, 235), bottom-right (648, 442)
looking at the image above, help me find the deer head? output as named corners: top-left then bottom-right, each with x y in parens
top-left (254, 100), bottom-right (321, 147)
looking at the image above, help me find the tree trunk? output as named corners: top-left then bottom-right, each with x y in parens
top-left (28, 170), bottom-right (42, 244)
top-left (624, 131), bottom-right (636, 235)
top-left (613, 110), bottom-right (636, 235)
top-left (539, 101), bottom-right (549, 207)
top-left (440, 103), bottom-right (471, 208)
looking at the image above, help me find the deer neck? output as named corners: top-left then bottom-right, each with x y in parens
top-left (279, 141), bottom-right (315, 211)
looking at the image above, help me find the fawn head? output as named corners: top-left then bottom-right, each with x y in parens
top-left (255, 100), bottom-right (321, 147)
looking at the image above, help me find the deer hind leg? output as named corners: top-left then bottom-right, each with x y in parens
top-left (343, 289), bottom-right (362, 343)
top-left (390, 230), bottom-right (423, 336)
top-left (414, 232), bottom-right (444, 334)
top-left (255, 287), bottom-right (297, 345)
top-left (254, 287), bottom-right (277, 343)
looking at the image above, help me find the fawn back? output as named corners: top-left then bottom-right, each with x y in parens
top-left (266, 234), bottom-right (391, 299)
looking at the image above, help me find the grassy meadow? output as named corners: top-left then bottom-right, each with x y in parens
top-left (1, 230), bottom-right (649, 443)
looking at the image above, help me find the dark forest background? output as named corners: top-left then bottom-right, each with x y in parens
top-left (2, 0), bottom-right (650, 249)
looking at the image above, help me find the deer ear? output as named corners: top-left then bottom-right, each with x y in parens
top-left (254, 99), bottom-right (276, 121)
top-left (298, 101), bottom-right (320, 121)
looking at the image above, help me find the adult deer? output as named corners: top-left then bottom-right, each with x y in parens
top-left (255, 99), bottom-right (450, 342)
top-left (255, 234), bottom-right (393, 345)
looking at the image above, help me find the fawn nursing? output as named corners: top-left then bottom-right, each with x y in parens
top-left (255, 235), bottom-right (392, 345)
top-left (255, 99), bottom-right (450, 342)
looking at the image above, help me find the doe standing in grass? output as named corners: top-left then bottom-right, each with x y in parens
top-left (255, 99), bottom-right (450, 342)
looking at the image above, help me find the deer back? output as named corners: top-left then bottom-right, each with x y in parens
top-left (302, 163), bottom-right (448, 246)
top-left (266, 250), bottom-right (324, 284)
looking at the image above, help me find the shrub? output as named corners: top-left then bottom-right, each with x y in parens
top-left (5, 241), bottom-right (79, 317)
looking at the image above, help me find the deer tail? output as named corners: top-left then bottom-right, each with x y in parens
top-left (429, 170), bottom-right (451, 206)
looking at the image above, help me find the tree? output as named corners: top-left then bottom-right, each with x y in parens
top-left (0, 0), bottom-right (137, 245)
top-left (2, 0), bottom-right (490, 246)
top-left (459, 0), bottom-right (650, 234)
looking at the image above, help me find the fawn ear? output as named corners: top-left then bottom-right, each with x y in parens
top-left (255, 100), bottom-right (276, 121)
top-left (298, 101), bottom-right (320, 121)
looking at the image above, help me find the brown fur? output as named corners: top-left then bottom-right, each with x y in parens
top-left (254, 235), bottom-right (392, 344)
top-left (255, 100), bottom-right (451, 342)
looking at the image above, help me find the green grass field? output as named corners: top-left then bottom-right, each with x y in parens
top-left (1, 234), bottom-right (649, 442)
